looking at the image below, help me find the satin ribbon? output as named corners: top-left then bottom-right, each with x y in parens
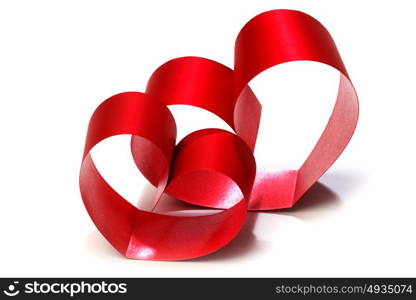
top-left (80, 9), bottom-right (359, 260)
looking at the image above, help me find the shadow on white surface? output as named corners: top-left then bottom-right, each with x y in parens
top-left (319, 171), bottom-right (365, 198)
top-left (190, 212), bottom-right (267, 262)
top-left (84, 171), bottom-right (364, 261)
top-left (192, 175), bottom-right (349, 261)
top-left (276, 182), bottom-right (341, 222)
top-left (85, 231), bottom-right (121, 259)
top-left (275, 171), bottom-right (366, 222)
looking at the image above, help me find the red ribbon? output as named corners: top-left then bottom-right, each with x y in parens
top-left (80, 9), bottom-right (359, 260)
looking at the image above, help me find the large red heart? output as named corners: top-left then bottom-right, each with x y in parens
top-left (80, 9), bottom-right (358, 260)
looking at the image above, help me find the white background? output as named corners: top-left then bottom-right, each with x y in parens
top-left (1, 0), bottom-right (415, 277)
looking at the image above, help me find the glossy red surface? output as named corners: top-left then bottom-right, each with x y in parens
top-left (79, 9), bottom-right (358, 260)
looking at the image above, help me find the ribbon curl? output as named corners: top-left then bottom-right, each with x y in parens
top-left (80, 9), bottom-right (359, 260)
